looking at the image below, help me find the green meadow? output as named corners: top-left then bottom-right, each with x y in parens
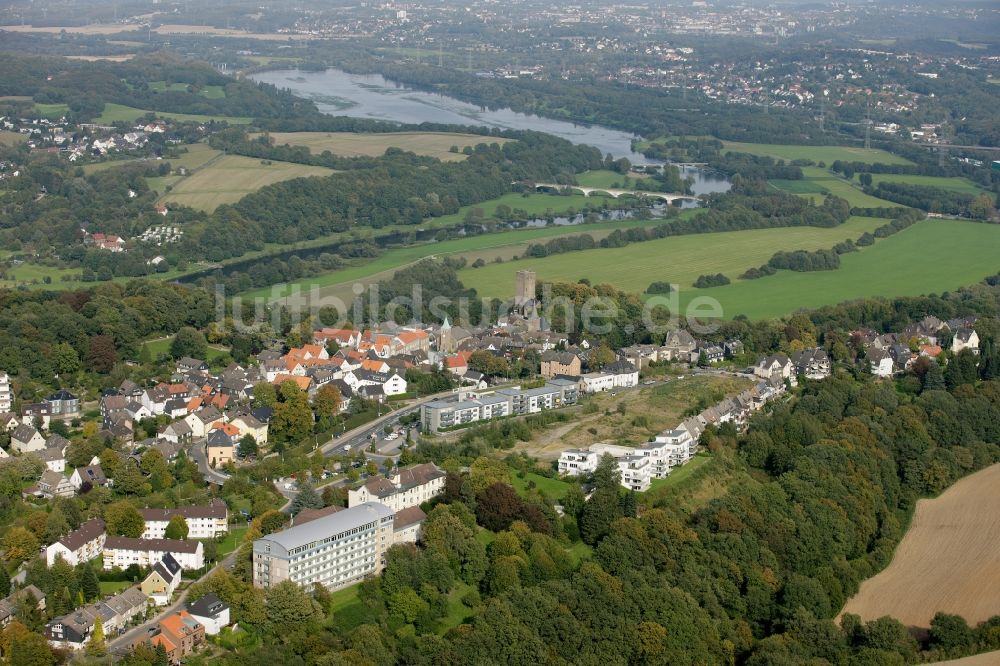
top-left (722, 141), bottom-right (912, 166)
top-left (458, 216), bottom-right (886, 300)
top-left (95, 102), bottom-right (251, 125)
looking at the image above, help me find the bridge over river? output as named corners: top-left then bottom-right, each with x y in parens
top-left (531, 183), bottom-right (699, 204)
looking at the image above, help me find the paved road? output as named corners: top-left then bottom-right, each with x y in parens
top-left (188, 438), bottom-right (231, 486)
top-left (319, 390), bottom-right (453, 458)
top-left (108, 542), bottom-right (243, 654)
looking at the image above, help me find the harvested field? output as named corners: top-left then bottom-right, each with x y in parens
top-left (159, 154), bottom-right (333, 212)
top-left (840, 463), bottom-right (1000, 629)
top-left (927, 652), bottom-right (1000, 666)
top-left (263, 131), bottom-right (510, 162)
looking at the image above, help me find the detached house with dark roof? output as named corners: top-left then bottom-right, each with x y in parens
top-left (140, 553), bottom-right (183, 606)
top-left (11, 424), bottom-right (45, 453)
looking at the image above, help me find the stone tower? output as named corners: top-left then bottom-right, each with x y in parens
top-left (515, 270), bottom-right (537, 309)
top-left (438, 316), bottom-right (454, 353)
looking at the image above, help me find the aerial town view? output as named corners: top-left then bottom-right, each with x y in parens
top-left (0, 0), bottom-right (998, 663)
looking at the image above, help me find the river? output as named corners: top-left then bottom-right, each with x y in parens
top-left (249, 68), bottom-right (729, 196)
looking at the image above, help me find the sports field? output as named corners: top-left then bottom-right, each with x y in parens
top-left (458, 216), bottom-right (886, 299)
top-left (159, 155), bottom-right (333, 212)
top-left (841, 463), bottom-right (1000, 629)
top-left (262, 131), bottom-right (510, 162)
top-left (95, 103), bottom-right (251, 125)
top-left (678, 219), bottom-right (1000, 320)
top-left (722, 141), bottom-right (912, 165)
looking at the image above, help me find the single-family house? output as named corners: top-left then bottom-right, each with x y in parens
top-left (11, 424), bottom-right (45, 453)
top-left (185, 593), bottom-right (230, 636)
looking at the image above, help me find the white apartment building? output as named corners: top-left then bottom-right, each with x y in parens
top-left (103, 537), bottom-right (205, 571)
top-left (140, 500), bottom-right (229, 540)
top-left (0, 372), bottom-right (12, 412)
top-left (252, 502), bottom-right (395, 592)
top-left (347, 463), bottom-right (445, 512)
top-left (46, 518), bottom-right (106, 567)
top-left (557, 449), bottom-right (600, 476)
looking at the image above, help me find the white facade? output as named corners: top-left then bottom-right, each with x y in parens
top-left (0, 372), bottom-right (11, 412)
top-left (103, 537), bottom-right (204, 571)
top-left (579, 369), bottom-right (640, 394)
top-left (557, 449), bottom-right (599, 476)
top-left (140, 502), bottom-right (229, 540)
top-left (253, 502), bottom-right (395, 592)
top-left (347, 464), bottom-right (445, 513)
top-left (46, 519), bottom-right (106, 567)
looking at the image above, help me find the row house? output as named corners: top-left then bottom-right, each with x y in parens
top-left (103, 537), bottom-right (205, 571)
top-left (46, 588), bottom-right (148, 650)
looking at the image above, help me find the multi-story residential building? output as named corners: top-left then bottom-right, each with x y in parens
top-left (0, 372), bottom-right (12, 412)
top-left (252, 502), bottom-right (394, 592)
top-left (140, 500), bottom-right (229, 540)
top-left (103, 537), bottom-right (204, 571)
top-left (46, 518), bottom-right (106, 566)
top-left (347, 463), bottom-right (445, 512)
top-left (421, 380), bottom-right (577, 432)
top-left (791, 348), bottom-right (832, 380)
top-left (133, 609), bottom-right (205, 662)
top-left (539, 351), bottom-right (582, 378)
top-left (557, 449), bottom-right (600, 476)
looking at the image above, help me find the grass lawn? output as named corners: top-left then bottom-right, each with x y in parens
top-left (679, 218), bottom-right (1000, 320)
top-left (642, 454), bottom-right (712, 499)
top-left (769, 179), bottom-right (829, 194)
top-left (510, 472), bottom-right (573, 501)
top-left (722, 141), bottom-right (912, 166)
top-left (328, 584), bottom-right (377, 631)
top-left (159, 154), bottom-right (333, 212)
top-left (0, 262), bottom-right (82, 290)
top-left (95, 103), bottom-right (251, 125)
top-left (142, 336), bottom-right (230, 363)
top-left (34, 102), bottom-right (69, 119)
top-left (99, 580), bottom-right (132, 595)
top-left (149, 81), bottom-right (226, 99)
top-left (566, 541), bottom-right (593, 566)
top-left (216, 527), bottom-right (248, 556)
top-left (437, 581), bottom-right (474, 634)
top-left (858, 173), bottom-right (990, 197)
top-left (245, 214), bottom-right (673, 302)
top-left (458, 215), bottom-right (885, 299)
top-left (575, 169), bottom-right (656, 189)
top-left (261, 131), bottom-right (510, 162)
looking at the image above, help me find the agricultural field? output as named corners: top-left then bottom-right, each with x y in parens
top-left (781, 168), bottom-right (905, 208)
top-left (148, 81), bottom-right (226, 99)
top-left (262, 131), bottom-right (510, 162)
top-left (34, 103), bottom-right (70, 119)
top-left (458, 215), bottom-right (886, 299)
top-left (159, 154), bottom-right (333, 212)
top-left (95, 102), bottom-right (251, 125)
top-left (508, 375), bottom-right (750, 460)
top-left (575, 169), bottom-right (656, 189)
top-left (0, 131), bottom-right (26, 146)
top-left (0, 262), bottom-right (82, 290)
top-left (681, 218), bottom-right (1000, 320)
top-left (250, 215), bottom-right (674, 304)
top-left (840, 463), bottom-right (1000, 629)
top-left (928, 652), bottom-right (1000, 666)
top-left (722, 141), bottom-right (913, 165)
top-left (856, 173), bottom-right (990, 197)
top-left (64, 54), bottom-right (134, 62)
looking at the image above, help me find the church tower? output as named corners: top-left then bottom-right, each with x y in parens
top-left (439, 316), bottom-right (454, 353)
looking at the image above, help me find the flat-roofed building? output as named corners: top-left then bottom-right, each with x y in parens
top-left (252, 502), bottom-right (394, 592)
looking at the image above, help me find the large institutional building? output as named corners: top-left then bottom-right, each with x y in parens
top-left (252, 502), bottom-right (395, 591)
